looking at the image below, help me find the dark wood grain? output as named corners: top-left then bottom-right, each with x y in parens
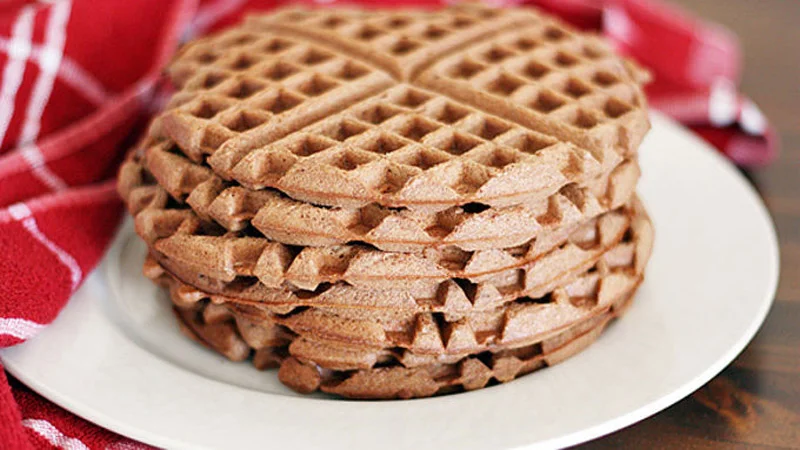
top-left (579, 1), bottom-right (800, 448)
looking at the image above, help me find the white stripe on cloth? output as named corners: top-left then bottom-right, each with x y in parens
top-left (0, 317), bottom-right (46, 340)
top-left (17, 0), bottom-right (72, 147)
top-left (0, 6), bottom-right (36, 148)
top-left (147, 88), bottom-right (173, 115)
top-left (56, 52), bottom-right (108, 105)
top-left (189, 0), bottom-right (247, 38)
top-left (8, 203), bottom-right (82, 290)
top-left (708, 78), bottom-right (738, 128)
top-left (0, 37), bottom-right (109, 105)
top-left (741, 99), bottom-right (767, 135)
top-left (130, 77), bottom-right (158, 114)
top-left (19, 145), bottom-right (67, 191)
top-left (604, 5), bottom-right (638, 47)
top-left (22, 419), bottom-right (90, 450)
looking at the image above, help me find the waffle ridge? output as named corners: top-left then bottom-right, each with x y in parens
top-left (155, 3), bottom-right (650, 210)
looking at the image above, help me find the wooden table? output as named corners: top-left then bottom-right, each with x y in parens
top-left (582, 1), bottom-right (800, 448)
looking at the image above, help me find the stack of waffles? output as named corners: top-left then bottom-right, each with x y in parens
top-left (118, 3), bottom-right (654, 399)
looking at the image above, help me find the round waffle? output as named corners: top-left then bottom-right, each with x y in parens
top-left (154, 3), bottom-right (649, 210)
top-left (117, 2), bottom-right (654, 400)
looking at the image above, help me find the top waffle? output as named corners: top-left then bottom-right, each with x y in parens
top-left (155, 3), bottom-right (649, 210)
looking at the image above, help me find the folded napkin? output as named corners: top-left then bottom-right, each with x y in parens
top-left (0, 0), bottom-right (777, 448)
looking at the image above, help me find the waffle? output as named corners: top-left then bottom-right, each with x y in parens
top-left (120, 153), bottom-right (634, 293)
top-left (144, 194), bottom-right (650, 318)
top-left (144, 138), bottom-right (639, 252)
top-left (155, 3), bottom-right (649, 210)
top-left (171, 273), bottom-right (639, 398)
top-left (119, 2), bottom-right (654, 400)
top-left (152, 203), bottom-right (649, 357)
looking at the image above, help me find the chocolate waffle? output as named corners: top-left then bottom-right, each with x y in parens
top-left (153, 200), bottom-right (650, 357)
top-left (154, 3), bottom-right (648, 210)
top-left (166, 201), bottom-right (649, 398)
top-left (117, 2), bottom-right (654, 400)
top-left (143, 138), bottom-right (639, 252)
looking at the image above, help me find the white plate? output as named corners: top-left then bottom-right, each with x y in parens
top-left (1, 113), bottom-right (779, 450)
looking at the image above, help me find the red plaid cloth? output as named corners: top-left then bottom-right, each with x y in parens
top-left (0, 0), bottom-right (777, 448)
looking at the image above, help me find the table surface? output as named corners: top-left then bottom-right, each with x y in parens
top-left (581, 1), bottom-right (800, 448)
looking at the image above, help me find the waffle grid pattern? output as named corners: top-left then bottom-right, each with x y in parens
top-left (161, 28), bottom-right (395, 165)
top-left (245, 3), bottom-right (537, 80)
top-left (218, 83), bottom-right (622, 209)
top-left (418, 24), bottom-right (650, 161)
top-left (153, 3), bottom-right (649, 210)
